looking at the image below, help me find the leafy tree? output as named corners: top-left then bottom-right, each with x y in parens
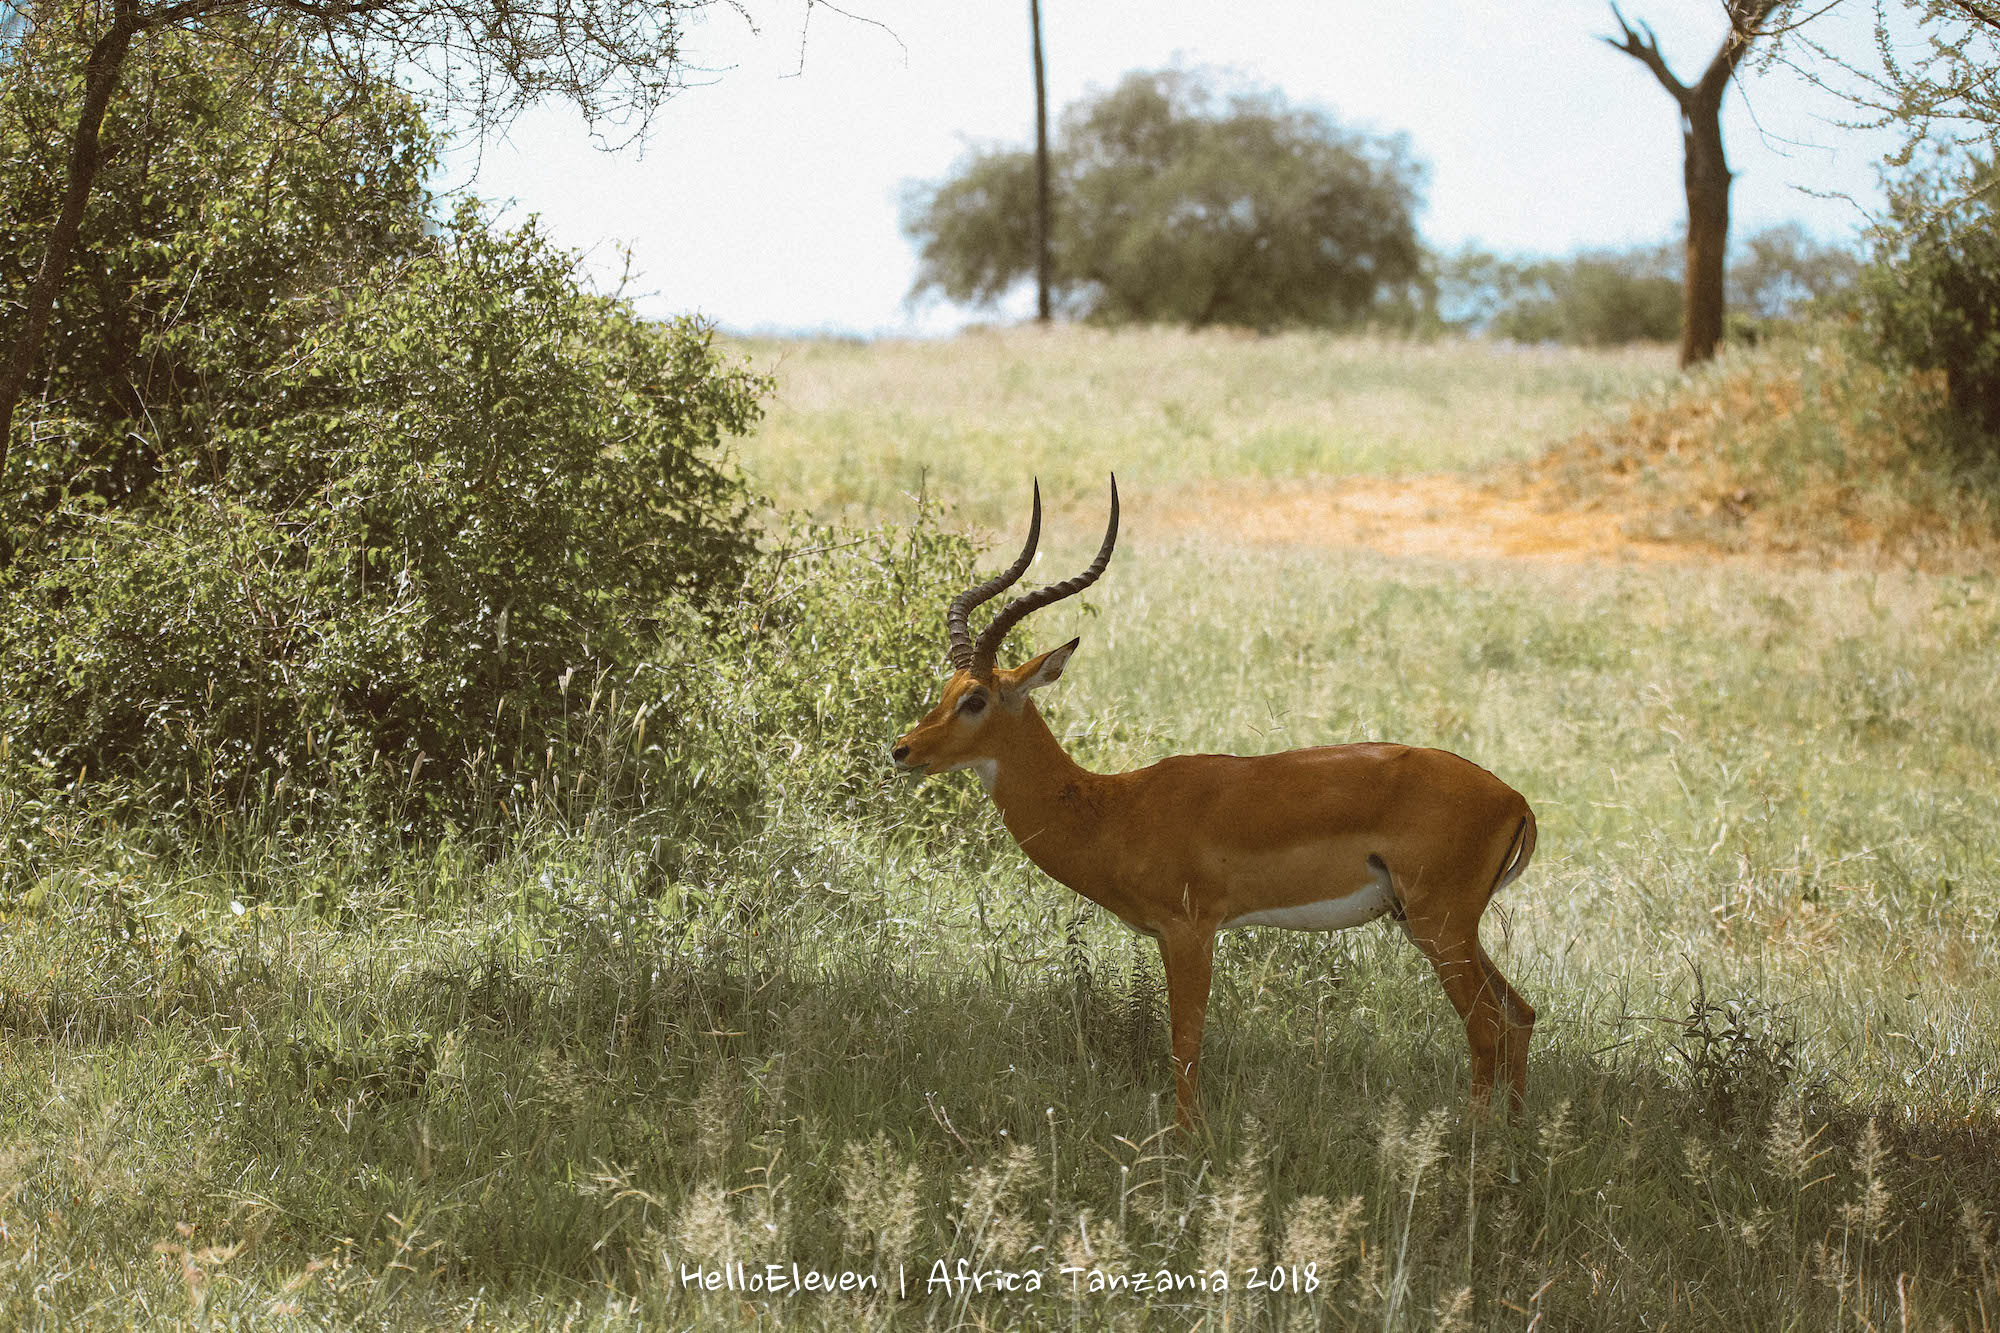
top-left (0, 19), bottom-right (433, 551)
top-left (0, 27), bottom-right (766, 822)
top-left (904, 68), bottom-right (1427, 330)
top-left (0, 0), bottom-right (714, 481)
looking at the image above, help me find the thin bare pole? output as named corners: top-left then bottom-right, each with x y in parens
top-left (1029, 0), bottom-right (1051, 323)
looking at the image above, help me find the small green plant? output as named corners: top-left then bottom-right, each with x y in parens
top-left (1669, 968), bottom-right (1800, 1129)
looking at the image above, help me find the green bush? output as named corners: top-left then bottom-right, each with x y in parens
top-left (643, 505), bottom-right (1019, 855)
top-left (1860, 160), bottom-right (2000, 457)
top-left (0, 210), bottom-right (763, 825)
top-left (0, 26), bottom-right (766, 827)
top-left (0, 19), bottom-right (434, 546)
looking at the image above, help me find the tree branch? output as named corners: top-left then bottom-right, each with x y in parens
top-left (1941, 0), bottom-right (2000, 33)
top-left (1603, 2), bottom-right (1692, 107)
top-left (1696, 0), bottom-right (1782, 106)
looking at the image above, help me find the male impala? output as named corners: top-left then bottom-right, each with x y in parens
top-left (892, 479), bottom-right (1538, 1129)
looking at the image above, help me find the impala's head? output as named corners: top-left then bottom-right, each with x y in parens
top-left (892, 477), bottom-right (1119, 780)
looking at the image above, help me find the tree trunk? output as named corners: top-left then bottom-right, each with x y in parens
top-left (1605, 2), bottom-right (1776, 369)
top-left (1680, 100), bottom-right (1731, 366)
top-left (1029, 0), bottom-right (1051, 324)
top-left (0, 5), bottom-right (142, 484)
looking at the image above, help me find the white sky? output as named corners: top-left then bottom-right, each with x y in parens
top-left (445, 0), bottom-right (1907, 336)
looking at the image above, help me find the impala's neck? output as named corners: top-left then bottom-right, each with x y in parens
top-left (981, 701), bottom-right (1109, 886)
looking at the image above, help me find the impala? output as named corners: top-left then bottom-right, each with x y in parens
top-left (891, 479), bottom-right (1539, 1129)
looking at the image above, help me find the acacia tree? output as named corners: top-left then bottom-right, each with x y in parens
top-left (1605, 0), bottom-right (1781, 367)
top-left (0, 0), bottom-right (718, 482)
top-left (906, 68), bottom-right (1425, 330)
top-left (1774, 1), bottom-right (2000, 170)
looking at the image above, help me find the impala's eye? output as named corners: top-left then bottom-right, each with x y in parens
top-left (959, 693), bottom-right (987, 715)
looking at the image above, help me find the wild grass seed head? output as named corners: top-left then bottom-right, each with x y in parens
top-left (836, 1134), bottom-right (923, 1268)
top-left (1197, 1140), bottom-right (1267, 1275)
top-left (670, 1182), bottom-right (737, 1266)
top-left (1279, 1194), bottom-right (1365, 1279)
top-left (954, 1141), bottom-right (1043, 1266)
top-left (1846, 1118), bottom-right (1892, 1246)
top-left (1431, 1284), bottom-right (1474, 1333)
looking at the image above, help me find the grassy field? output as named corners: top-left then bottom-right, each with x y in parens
top-left (5, 329), bottom-right (2000, 1329)
top-left (736, 326), bottom-right (1672, 527)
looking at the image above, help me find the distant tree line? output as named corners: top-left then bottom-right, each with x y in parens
top-left (903, 67), bottom-right (1862, 346)
top-left (1438, 223), bottom-right (1862, 347)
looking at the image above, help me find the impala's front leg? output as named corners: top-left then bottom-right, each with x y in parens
top-left (1158, 923), bottom-right (1216, 1131)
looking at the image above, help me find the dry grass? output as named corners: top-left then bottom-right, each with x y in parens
top-left (1515, 336), bottom-right (2000, 572)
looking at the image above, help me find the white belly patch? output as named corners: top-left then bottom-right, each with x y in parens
top-left (1221, 870), bottom-right (1396, 933)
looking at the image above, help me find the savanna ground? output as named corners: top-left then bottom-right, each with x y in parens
top-left (5, 326), bottom-right (2000, 1329)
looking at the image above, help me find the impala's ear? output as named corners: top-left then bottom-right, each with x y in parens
top-left (999, 638), bottom-right (1080, 708)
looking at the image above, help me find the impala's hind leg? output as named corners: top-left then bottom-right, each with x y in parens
top-left (1477, 942), bottom-right (1535, 1114)
top-left (1395, 812), bottom-right (1537, 1116)
top-left (1402, 908), bottom-right (1513, 1115)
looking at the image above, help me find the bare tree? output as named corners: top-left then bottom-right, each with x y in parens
top-left (0, 0), bottom-right (730, 481)
top-left (1605, 0), bottom-right (1782, 367)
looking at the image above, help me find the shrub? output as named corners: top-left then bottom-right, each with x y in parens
top-left (645, 505), bottom-right (1020, 854)
top-left (0, 206), bottom-right (764, 827)
top-left (1859, 159), bottom-right (2000, 458)
top-left (0, 23), bottom-right (769, 828)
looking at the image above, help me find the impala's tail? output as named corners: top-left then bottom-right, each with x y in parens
top-left (1492, 809), bottom-right (1538, 896)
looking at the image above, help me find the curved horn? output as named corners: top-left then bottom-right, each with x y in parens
top-left (971, 474), bottom-right (1119, 678)
top-left (946, 480), bottom-right (1042, 672)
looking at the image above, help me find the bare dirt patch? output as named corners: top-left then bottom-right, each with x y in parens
top-left (1159, 475), bottom-right (1712, 565)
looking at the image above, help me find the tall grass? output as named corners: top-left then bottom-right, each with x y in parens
top-left (4, 329), bottom-right (1999, 1329)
